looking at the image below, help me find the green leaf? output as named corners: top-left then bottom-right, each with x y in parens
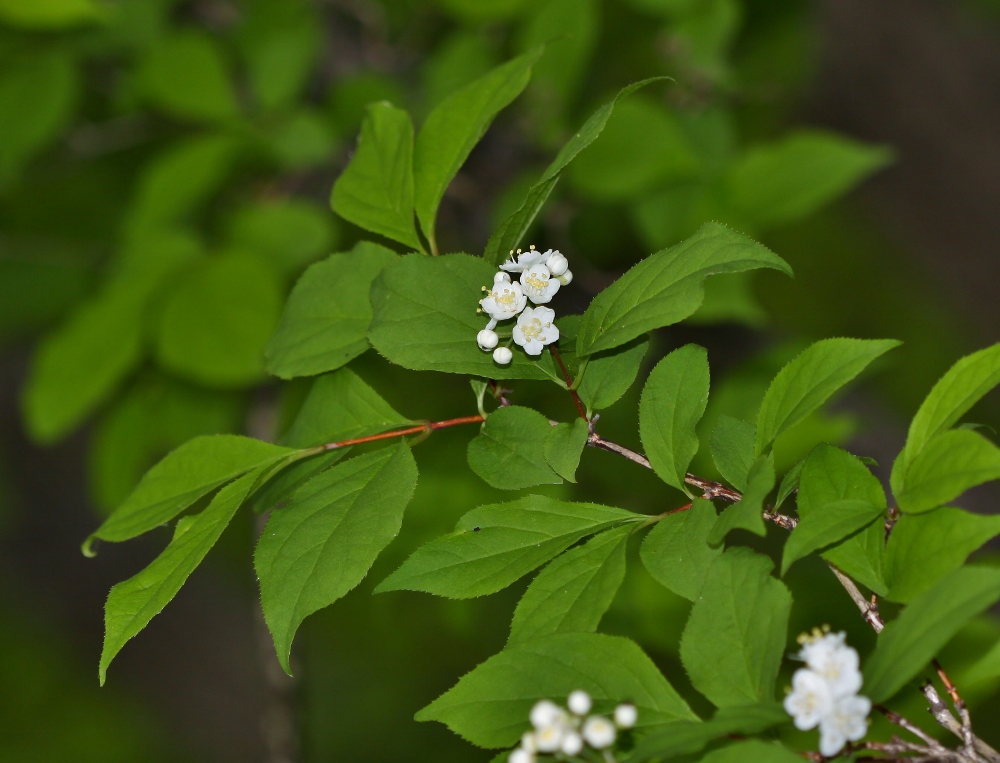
top-left (892, 343), bottom-right (1000, 496)
top-left (895, 429), bottom-right (1000, 514)
top-left (226, 199), bottom-right (337, 274)
top-left (577, 335), bottom-right (650, 414)
top-left (330, 102), bottom-right (423, 251)
top-left (237, 0), bottom-right (320, 111)
top-left (544, 418), bottom-right (590, 483)
top-left (90, 435), bottom-right (296, 546)
top-left (640, 499), bottom-right (722, 601)
top-left (0, 0), bottom-right (104, 28)
top-left (781, 499), bottom-right (883, 576)
top-left (725, 131), bottom-right (892, 230)
top-left (755, 338), bottom-right (900, 455)
top-left (775, 456), bottom-right (806, 509)
top-left (416, 632), bottom-right (696, 748)
top-left (710, 416), bottom-right (756, 492)
top-left (375, 496), bottom-right (641, 599)
top-left (414, 48), bottom-right (543, 248)
top-left (256, 443), bottom-right (418, 672)
top-left (885, 507), bottom-right (1000, 603)
top-left (508, 525), bottom-right (629, 646)
top-left (100, 468), bottom-right (260, 684)
top-left (576, 222), bottom-right (791, 356)
top-left (639, 344), bottom-right (710, 493)
top-left (265, 242), bottom-right (398, 379)
top-left (467, 406), bottom-right (563, 489)
top-left (137, 31), bottom-right (240, 122)
top-left (864, 566), bottom-right (1000, 703)
top-left (679, 548), bottom-right (792, 707)
top-left (282, 368), bottom-right (411, 448)
top-left (708, 454), bottom-right (774, 545)
top-left (698, 740), bottom-right (804, 763)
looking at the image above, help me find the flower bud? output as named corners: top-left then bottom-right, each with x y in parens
top-left (477, 329), bottom-right (499, 350)
top-left (557, 269), bottom-right (573, 286)
top-left (509, 748), bottom-right (534, 763)
top-left (546, 250), bottom-right (569, 276)
top-left (560, 731), bottom-right (584, 756)
top-left (494, 271), bottom-right (511, 284)
top-left (493, 346), bottom-right (513, 365)
top-left (614, 703), bottom-right (637, 729)
top-left (520, 732), bottom-right (538, 753)
top-left (582, 716), bottom-right (616, 749)
top-left (530, 700), bottom-right (561, 729)
top-left (568, 690), bottom-right (592, 715)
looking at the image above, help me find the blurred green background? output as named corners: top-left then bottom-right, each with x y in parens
top-left (1, 0), bottom-right (999, 760)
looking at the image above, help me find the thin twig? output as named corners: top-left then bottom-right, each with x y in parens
top-left (828, 565), bottom-right (885, 633)
top-left (320, 415), bottom-right (484, 451)
top-left (876, 705), bottom-right (946, 750)
top-left (550, 344), bottom-right (589, 420)
top-left (934, 661), bottom-right (976, 758)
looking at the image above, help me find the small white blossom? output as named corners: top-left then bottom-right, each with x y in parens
top-left (520, 732), bottom-right (538, 753)
top-left (509, 748), bottom-right (534, 763)
top-left (582, 716), bottom-right (616, 749)
top-left (534, 723), bottom-right (565, 753)
top-left (501, 246), bottom-right (550, 273)
top-left (556, 269), bottom-right (573, 286)
top-left (561, 731), bottom-right (584, 756)
top-left (546, 250), bottom-right (569, 276)
top-left (530, 700), bottom-right (563, 730)
top-left (519, 263), bottom-right (560, 304)
top-left (614, 703), bottom-right (637, 729)
top-left (798, 631), bottom-right (862, 698)
top-left (493, 346), bottom-right (512, 365)
top-left (480, 280), bottom-right (527, 321)
top-left (568, 690), bottom-right (592, 716)
top-left (784, 668), bottom-right (834, 730)
top-left (477, 329), bottom-right (499, 351)
top-left (494, 271), bottom-right (511, 284)
top-left (513, 307), bottom-right (559, 356)
top-left (819, 695), bottom-right (871, 757)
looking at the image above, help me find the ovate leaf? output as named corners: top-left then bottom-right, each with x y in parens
top-left (639, 344), bottom-right (710, 494)
top-left (640, 499), bottom-right (722, 601)
top-left (781, 499), bottom-right (884, 575)
top-left (416, 633), bottom-right (696, 748)
top-left (895, 429), bottom-right (1000, 514)
top-left (708, 454), bottom-right (774, 545)
top-left (577, 335), bottom-right (650, 413)
top-left (544, 418), bottom-right (590, 483)
top-left (256, 443), bottom-right (418, 672)
top-left (710, 416), bottom-right (756, 492)
top-left (467, 406), bottom-right (563, 489)
top-left (775, 456), bottom-right (806, 509)
top-left (576, 222), bottom-right (791, 356)
top-left (698, 740), bottom-right (804, 763)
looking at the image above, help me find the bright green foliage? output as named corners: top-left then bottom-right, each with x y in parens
top-left (780, 499), bottom-right (883, 576)
top-left (680, 548), bottom-right (791, 707)
top-left (754, 338), bottom-right (900, 455)
top-left (265, 243), bottom-right (398, 379)
top-left (894, 429), bottom-right (1000, 514)
top-left (156, 253), bottom-right (283, 387)
top-left (864, 567), bottom-right (1000, 703)
top-left (330, 103), bottom-right (423, 251)
top-left (796, 444), bottom-right (887, 594)
top-left (90, 435), bottom-right (295, 546)
top-left (507, 525), bottom-right (629, 646)
top-left (698, 740), bottom-right (804, 763)
top-left (467, 406), bottom-right (563, 489)
top-left (577, 335), bottom-right (650, 413)
top-left (725, 131), bottom-right (892, 230)
top-left (892, 343), bottom-right (1000, 496)
top-left (100, 468), bottom-right (261, 685)
top-left (709, 454), bottom-right (774, 544)
top-left (416, 633), bottom-right (696, 748)
top-left (226, 199), bottom-right (336, 274)
top-left (710, 416), bottom-right (756, 491)
top-left (281, 369), bottom-right (411, 448)
top-left (576, 222), bottom-right (792, 356)
top-left (375, 496), bottom-right (641, 598)
top-left (641, 499), bottom-right (722, 600)
top-left (414, 48), bottom-right (543, 248)
top-left (639, 344), bottom-right (710, 494)
top-left (774, 456), bottom-right (806, 509)
top-left (256, 443), bottom-right (418, 673)
top-left (543, 418), bottom-right (589, 482)
top-left (0, 0), bottom-right (104, 28)
top-left (885, 507), bottom-right (1000, 603)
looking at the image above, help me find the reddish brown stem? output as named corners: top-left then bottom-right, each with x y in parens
top-left (550, 345), bottom-right (588, 420)
top-left (322, 415), bottom-right (484, 450)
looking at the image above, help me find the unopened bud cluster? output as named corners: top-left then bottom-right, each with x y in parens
top-left (509, 691), bottom-right (636, 763)
top-left (477, 246), bottom-right (572, 365)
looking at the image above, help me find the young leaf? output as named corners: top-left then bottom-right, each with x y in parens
top-left (863, 566), bottom-right (1000, 703)
top-left (576, 335), bottom-right (650, 413)
top-left (710, 415), bottom-right (756, 491)
top-left (265, 242), bottom-right (398, 379)
top-left (576, 222), bottom-right (791, 356)
top-left (256, 443), bottom-right (418, 673)
top-left (640, 499), bottom-right (722, 601)
top-left (894, 429), bottom-right (1000, 514)
top-left (708, 454), bottom-right (774, 545)
top-left (885, 507), bottom-right (1000, 603)
top-left (416, 632), bottom-right (696, 748)
top-left (414, 48), bottom-right (543, 248)
top-left (639, 344), bottom-right (710, 493)
top-left (89, 435), bottom-right (296, 546)
top-left (698, 740), bottom-right (804, 763)
top-left (891, 343), bottom-right (1000, 496)
top-left (100, 468), bottom-right (261, 684)
top-left (329, 103), bottom-right (423, 251)
top-left (374, 496), bottom-right (641, 598)
top-left (543, 418), bottom-right (589, 483)
top-left (507, 525), bottom-right (629, 646)
top-left (775, 456), bottom-right (807, 509)
top-left (680, 547), bottom-right (792, 707)
top-left (780, 499), bottom-right (884, 576)
top-left (467, 406), bottom-right (563, 489)
top-left (755, 338), bottom-right (900, 455)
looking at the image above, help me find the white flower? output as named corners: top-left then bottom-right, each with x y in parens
top-left (477, 329), bottom-right (499, 350)
top-left (520, 732), bottom-right (538, 753)
top-left (582, 716), bottom-right (616, 749)
top-left (501, 246), bottom-right (550, 273)
top-left (494, 271), bottom-right (511, 284)
top-left (512, 307), bottom-right (559, 356)
top-left (798, 632), bottom-right (862, 698)
top-left (534, 723), bottom-right (565, 753)
top-left (556, 269), bottom-right (573, 286)
top-left (784, 668), bottom-right (834, 731)
top-left (561, 731), bottom-right (584, 755)
top-left (480, 280), bottom-right (527, 321)
top-left (509, 748), bottom-right (534, 763)
top-left (519, 263), bottom-right (560, 304)
top-left (530, 700), bottom-right (563, 730)
top-left (546, 250), bottom-right (569, 276)
top-left (614, 703), bottom-right (637, 729)
top-left (819, 694), bottom-right (871, 757)
top-left (493, 347), bottom-right (512, 365)
top-left (568, 690), bottom-right (592, 716)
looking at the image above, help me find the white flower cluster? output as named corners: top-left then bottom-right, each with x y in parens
top-left (784, 628), bottom-right (871, 757)
top-left (509, 691), bottom-right (636, 763)
top-left (477, 246), bottom-right (572, 365)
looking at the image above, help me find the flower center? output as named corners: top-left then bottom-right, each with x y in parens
top-left (491, 288), bottom-right (516, 307)
top-left (521, 317), bottom-right (548, 341)
top-left (525, 272), bottom-right (548, 290)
